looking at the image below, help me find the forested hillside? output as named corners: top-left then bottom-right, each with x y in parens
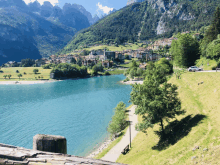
top-left (61, 0), bottom-right (220, 54)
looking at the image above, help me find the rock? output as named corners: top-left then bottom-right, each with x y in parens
top-left (203, 148), bottom-right (208, 151)
top-left (192, 146), bottom-right (199, 151)
top-left (191, 156), bottom-right (197, 160)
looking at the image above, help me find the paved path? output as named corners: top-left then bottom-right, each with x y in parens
top-left (101, 105), bottom-right (138, 162)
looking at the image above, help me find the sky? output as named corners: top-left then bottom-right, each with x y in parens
top-left (23, 0), bottom-right (127, 17)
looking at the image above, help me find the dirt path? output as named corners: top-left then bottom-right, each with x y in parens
top-left (101, 105), bottom-right (138, 162)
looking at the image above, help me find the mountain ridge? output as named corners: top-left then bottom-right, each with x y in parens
top-left (0, 0), bottom-right (100, 65)
top-left (60, 0), bottom-right (220, 54)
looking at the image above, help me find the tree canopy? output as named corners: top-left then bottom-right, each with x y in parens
top-left (107, 102), bottom-right (128, 136)
top-left (200, 7), bottom-right (220, 57)
top-left (170, 34), bottom-right (200, 68)
top-left (130, 64), bottom-right (184, 136)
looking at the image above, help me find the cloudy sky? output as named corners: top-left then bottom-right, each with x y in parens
top-left (23, 0), bottom-right (127, 17)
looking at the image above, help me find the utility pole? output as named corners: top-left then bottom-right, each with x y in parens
top-left (128, 120), bottom-right (132, 148)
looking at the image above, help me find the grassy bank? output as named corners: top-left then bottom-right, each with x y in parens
top-left (76, 44), bottom-right (144, 52)
top-left (94, 104), bottom-right (133, 159)
top-left (0, 67), bottom-right (52, 81)
top-left (117, 72), bottom-right (220, 164)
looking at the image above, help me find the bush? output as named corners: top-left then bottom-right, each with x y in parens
top-left (212, 66), bottom-right (217, 70)
top-left (42, 64), bottom-right (51, 69)
top-left (50, 63), bottom-right (87, 79)
top-left (104, 71), bottom-right (111, 75)
top-left (16, 70), bottom-right (19, 73)
top-left (123, 77), bottom-right (130, 82)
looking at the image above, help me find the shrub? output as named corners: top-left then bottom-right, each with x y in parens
top-left (123, 77), bottom-right (130, 82)
top-left (212, 66), bottom-right (217, 70)
top-left (104, 71), bottom-right (111, 75)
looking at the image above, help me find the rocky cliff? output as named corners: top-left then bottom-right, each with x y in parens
top-left (61, 0), bottom-right (220, 53)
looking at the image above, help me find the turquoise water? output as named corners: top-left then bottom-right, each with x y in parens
top-left (0, 75), bottom-right (131, 156)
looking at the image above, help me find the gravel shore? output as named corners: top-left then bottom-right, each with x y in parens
top-left (86, 138), bottom-right (116, 158)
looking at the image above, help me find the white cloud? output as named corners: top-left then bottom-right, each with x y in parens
top-left (23, 0), bottom-right (59, 6)
top-left (96, 2), bottom-right (113, 14)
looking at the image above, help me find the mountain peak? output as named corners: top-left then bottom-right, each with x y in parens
top-left (42, 1), bottom-right (53, 8)
top-left (127, 0), bottom-right (145, 5)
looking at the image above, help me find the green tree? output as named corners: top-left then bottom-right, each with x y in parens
top-left (170, 34), bottom-right (200, 68)
top-left (131, 60), bottom-right (138, 68)
top-left (33, 69), bottom-right (39, 74)
top-left (8, 74), bottom-right (11, 79)
top-left (107, 102), bottom-right (128, 136)
top-left (136, 68), bottom-right (143, 80)
top-left (17, 74), bottom-right (22, 80)
top-left (200, 7), bottom-right (220, 56)
top-left (3, 75), bottom-right (7, 79)
top-left (70, 58), bottom-right (76, 64)
top-left (206, 36), bottom-right (220, 60)
top-left (130, 64), bottom-right (184, 136)
top-left (129, 68), bottom-right (136, 79)
top-left (156, 58), bottom-right (173, 75)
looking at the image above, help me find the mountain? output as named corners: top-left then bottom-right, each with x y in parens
top-left (127, 0), bottom-right (146, 5)
top-left (61, 0), bottom-right (220, 54)
top-left (68, 3), bottom-right (100, 25)
top-left (0, 0), bottom-right (95, 65)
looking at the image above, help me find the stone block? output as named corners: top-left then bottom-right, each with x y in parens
top-left (33, 134), bottom-right (67, 154)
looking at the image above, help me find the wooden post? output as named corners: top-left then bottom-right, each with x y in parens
top-left (33, 134), bottom-right (67, 154)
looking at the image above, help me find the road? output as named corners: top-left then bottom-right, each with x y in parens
top-left (101, 105), bottom-right (138, 162)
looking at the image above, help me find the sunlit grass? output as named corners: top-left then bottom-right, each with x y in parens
top-left (117, 72), bottom-right (220, 164)
top-left (0, 67), bottom-right (52, 81)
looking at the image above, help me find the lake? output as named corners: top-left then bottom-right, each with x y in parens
top-left (0, 75), bottom-right (132, 156)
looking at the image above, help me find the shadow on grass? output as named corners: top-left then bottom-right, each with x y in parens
top-left (152, 114), bottom-right (206, 151)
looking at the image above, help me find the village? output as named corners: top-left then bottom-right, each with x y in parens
top-left (2, 36), bottom-right (179, 70)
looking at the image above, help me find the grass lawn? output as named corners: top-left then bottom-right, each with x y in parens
top-left (196, 58), bottom-right (217, 70)
top-left (76, 44), bottom-right (144, 52)
top-left (120, 58), bottom-right (140, 68)
top-left (94, 104), bottom-right (133, 159)
top-left (0, 67), bottom-right (52, 81)
top-left (107, 69), bottom-right (125, 75)
top-left (117, 72), bottom-right (220, 164)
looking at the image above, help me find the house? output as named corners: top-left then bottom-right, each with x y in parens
top-left (139, 63), bottom-right (147, 70)
top-left (102, 60), bottom-right (113, 68)
top-left (35, 58), bottom-right (46, 67)
top-left (104, 51), bottom-right (115, 60)
top-left (116, 52), bottom-right (125, 60)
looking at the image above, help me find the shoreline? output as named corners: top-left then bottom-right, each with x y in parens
top-left (0, 80), bottom-right (62, 85)
top-left (120, 80), bottom-right (143, 85)
top-left (86, 137), bottom-right (116, 158)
